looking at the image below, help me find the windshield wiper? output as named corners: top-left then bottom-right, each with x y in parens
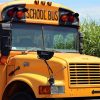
top-left (22, 47), bottom-right (38, 54)
top-left (51, 49), bottom-right (65, 53)
top-left (22, 48), bottom-right (65, 54)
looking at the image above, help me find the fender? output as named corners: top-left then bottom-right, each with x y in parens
top-left (3, 73), bottom-right (49, 98)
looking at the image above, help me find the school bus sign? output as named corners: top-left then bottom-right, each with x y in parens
top-left (25, 4), bottom-right (59, 24)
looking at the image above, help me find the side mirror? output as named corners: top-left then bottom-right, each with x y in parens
top-left (1, 23), bottom-right (11, 57)
top-left (0, 23), bottom-right (11, 64)
top-left (0, 25), bottom-right (2, 52)
top-left (37, 50), bottom-right (54, 60)
top-left (79, 32), bottom-right (83, 54)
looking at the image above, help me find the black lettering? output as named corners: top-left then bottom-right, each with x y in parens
top-left (37, 9), bottom-right (40, 19)
top-left (33, 9), bottom-right (37, 19)
top-left (30, 9), bottom-right (34, 19)
top-left (48, 11), bottom-right (51, 20)
top-left (44, 10), bottom-right (47, 20)
top-left (54, 11), bottom-right (58, 21)
top-left (40, 10), bottom-right (43, 19)
top-left (26, 8), bottom-right (58, 21)
top-left (52, 11), bottom-right (55, 20)
top-left (48, 11), bottom-right (58, 21)
top-left (26, 9), bottom-right (30, 18)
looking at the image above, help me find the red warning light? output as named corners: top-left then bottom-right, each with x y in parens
top-left (16, 11), bottom-right (24, 19)
top-left (68, 15), bottom-right (75, 23)
top-left (7, 9), bottom-right (14, 17)
top-left (61, 15), bottom-right (68, 22)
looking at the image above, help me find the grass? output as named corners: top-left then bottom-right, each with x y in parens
top-left (80, 19), bottom-right (100, 57)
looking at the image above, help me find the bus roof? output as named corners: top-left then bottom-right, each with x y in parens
top-left (0, 0), bottom-right (78, 25)
top-left (0, 0), bottom-right (74, 13)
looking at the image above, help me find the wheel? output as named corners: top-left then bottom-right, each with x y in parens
top-left (10, 92), bottom-right (34, 100)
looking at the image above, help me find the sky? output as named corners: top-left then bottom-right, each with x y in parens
top-left (52, 0), bottom-right (100, 23)
top-left (0, 0), bottom-right (100, 23)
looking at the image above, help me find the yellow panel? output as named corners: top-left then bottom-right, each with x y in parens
top-left (0, 64), bottom-right (6, 100)
top-left (25, 4), bottom-right (59, 25)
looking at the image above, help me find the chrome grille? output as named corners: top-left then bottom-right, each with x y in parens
top-left (69, 63), bottom-right (100, 85)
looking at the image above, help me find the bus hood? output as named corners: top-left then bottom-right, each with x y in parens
top-left (54, 53), bottom-right (100, 64)
top-left (9, 52), bottom-right (100, 81)
top-left (13, 52), bottom-right (100, 64)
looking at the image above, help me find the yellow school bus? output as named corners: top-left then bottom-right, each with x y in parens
top-left (0, 0), bottom-right (100, 99)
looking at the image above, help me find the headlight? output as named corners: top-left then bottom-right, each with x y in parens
top-left (51, 86), bottom-right (65, 94)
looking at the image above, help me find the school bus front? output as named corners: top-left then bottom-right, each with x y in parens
top-left (0, 0), bottom-right (100, 99)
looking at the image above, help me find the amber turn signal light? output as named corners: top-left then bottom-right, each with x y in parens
top-left (34, 0), bottom-right (39, 5)
top-left (0, 56), bottom-right (8, 65)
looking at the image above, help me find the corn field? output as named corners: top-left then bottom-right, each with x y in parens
top-left (80, 19), bottom-right (100, 57)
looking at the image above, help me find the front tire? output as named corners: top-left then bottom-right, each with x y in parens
top-left (10, 92), bottom-right (34, 100)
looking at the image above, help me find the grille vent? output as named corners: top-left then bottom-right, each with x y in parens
top-left (69, 63), bottom-right (100, 85)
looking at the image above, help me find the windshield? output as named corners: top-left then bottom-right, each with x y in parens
top-left (12, 24), bottom-right (79, 52)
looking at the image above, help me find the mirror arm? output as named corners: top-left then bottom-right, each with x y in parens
top-left (43, 59), bottom-right (54, 86)
top-left (79, 32), bottom-right (83, 54)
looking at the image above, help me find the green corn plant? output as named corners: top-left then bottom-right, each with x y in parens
top-left (80, 19), bottom-right (100, 57)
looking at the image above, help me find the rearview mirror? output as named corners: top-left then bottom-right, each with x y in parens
top-left (37, 50), bottom-right (54, 60)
